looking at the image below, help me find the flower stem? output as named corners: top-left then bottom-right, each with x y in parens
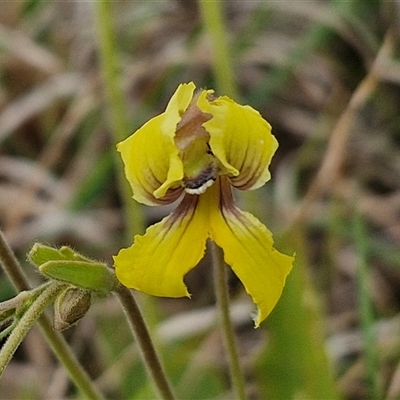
top-left (198, 0), bottom-right (239, 99)
top-left (211, 241), bottom-right (248, 400)
top-left (37, 313), bottom-right (105, 400)
top-left (0, 282), bottom-right (66, 377)
top-left (114, 284), bottom-right (176, 400)
top-left (0, 230), bottom-right (105, 400)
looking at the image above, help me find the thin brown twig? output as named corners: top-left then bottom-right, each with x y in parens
top-left (292, 29), bottom-right (394, 225)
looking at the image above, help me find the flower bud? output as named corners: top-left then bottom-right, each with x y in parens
top-left (53, 287), bottom-right (91, 331)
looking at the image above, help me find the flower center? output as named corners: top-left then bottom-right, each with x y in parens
top-left (175, 93), bottom-right (218, 195)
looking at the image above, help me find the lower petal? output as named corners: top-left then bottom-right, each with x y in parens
top-left (207, 179), bottom-right (294, 326)
top-left (114, 194), bottom-right (209, 297)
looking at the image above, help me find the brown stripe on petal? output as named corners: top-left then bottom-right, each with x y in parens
top-left (218, 176), bottom-right (237, 212)
top-left (136, 171), bottom-right (183, 205)
top-left (229, 159), bottom-right (266, 190)
top-left (228, 149), bottom-right (265, 190)
top-left (230, 175), bottom-right (258, 191)
top-left (218, 177), bottom-right (268, 243)
top-left (158, 187), bottom-right (184, 204)
top-left (166, 192), bottom-right (199, 227)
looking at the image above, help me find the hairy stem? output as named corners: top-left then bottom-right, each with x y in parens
top-left (115, 284), bottom-right (176, 400)
top-left (211, 242), bottom-right (248, 400)
top-left (0, 282), bottom-right (65, 376)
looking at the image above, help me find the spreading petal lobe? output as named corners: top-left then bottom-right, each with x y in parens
top-left (114, 194), bottom-right (209, 297)
top-left (206, 179), bottom-right (293, 326)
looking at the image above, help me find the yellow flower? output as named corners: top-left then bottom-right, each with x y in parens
top-left (113, 82), bottom-right (294, 326)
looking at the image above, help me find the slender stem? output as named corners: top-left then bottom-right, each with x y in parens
top-left (0, 282), bottom-right (65, 377)
top-left (353, 209), bottom-right (379, 399)
top-left (94, 0), bottom-right (145, 240)
top-left (114, 284), bottom-right (176, 400)
top-left (198, 0), bottom-right (239, 99)
top-left (37, 314), bottom-right (106, 400)
top-left (0, 230), bottom-right (31, 291)
top-left (211, 242), bottom-right (248, 400)
top-left (0, 230), bottom-right (105, 400)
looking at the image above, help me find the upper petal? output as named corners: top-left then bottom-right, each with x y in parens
top-left (162, 82), bottom-right (196, 135)
top-left (117, 82), bottom-right (197, 205)
top-left (198, 95), bottom-right (278, 190)
top-left (117, 115), bottom-right (182, 205)
top-left (206, 178), bottom-right (294, 326)
top-left (113, 193), bottom-right (209, 297)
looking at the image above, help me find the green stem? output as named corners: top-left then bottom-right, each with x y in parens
top-left (0, 287), bottom-right (48, 340)
top-left (198, 0), bottom-right (239, 99)
top-left (0, 282), bottom-right (66, 377)
top-left (94, 0), bottom-right (145, 240)
top-left (114, 284), bottom-right (176, 400)
top-left (37, 314), bottom-right (105, 400)
top-left (211, 242), bottom-right (248, 400)
top-left (353, 209), bottom-right (379, 399)
top-left (0, 230), bottom-right (105, 400)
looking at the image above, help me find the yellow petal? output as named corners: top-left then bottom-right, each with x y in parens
top-left (117, 115), bottom-right (181, 205)
top-left (113, 194), bottom-right (209, 297)
top-left (117, 82), bottom-right (197, 205)
top-left (162, 82), bottom-right (196, 135)
top-left (205, 178), bottom-right (293, 326)
top-left (199, 95), bottom-right (278, 190)
top-left (154, 82), bottom-right (197, 198)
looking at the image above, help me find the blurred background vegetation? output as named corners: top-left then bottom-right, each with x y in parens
top-left (1, 1), bottom-right (400, 399)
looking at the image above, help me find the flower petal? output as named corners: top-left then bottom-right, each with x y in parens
top-left (162, 82), bottom-right (196, 135)
top-left (117, 115), bottom-right (181, 205)
top-left (117, 82), bottom-right (197, 205)
top-left (206, 178), bottom-right (293, 326)
top-left (155, 82), bottom-right (198, 198)
top-left (199, 95), bottom-right (278, 190)
top-left (113, 194), bottom-right (209, 297)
